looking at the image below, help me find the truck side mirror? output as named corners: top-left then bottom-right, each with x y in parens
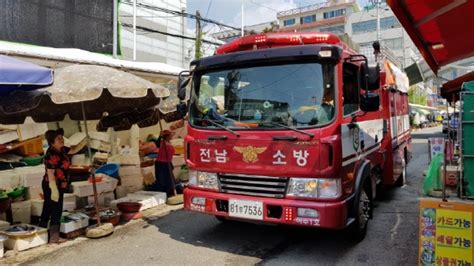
top-left (360, 92), bottom-right (380, 112)
top-left (360, 64), bottom-right (380, 91)
top-left (178, 70), bottom-right (191, 101)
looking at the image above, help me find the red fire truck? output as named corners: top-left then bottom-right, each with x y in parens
top-left (177, 32), bottom-right (411, 241)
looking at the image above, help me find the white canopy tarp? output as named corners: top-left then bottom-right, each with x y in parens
top-left (0, 40), bottom-right (183, 78)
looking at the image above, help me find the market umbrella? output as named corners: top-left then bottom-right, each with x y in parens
top-left (96, 83), bottom-right (185, 132)
top-left (0, 64), bottom-right (169, 230)
top-left (0, 54), bottom-right (53, 95)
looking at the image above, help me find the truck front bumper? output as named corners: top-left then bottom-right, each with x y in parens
top-left (184, 188), bottom-right (351, 229)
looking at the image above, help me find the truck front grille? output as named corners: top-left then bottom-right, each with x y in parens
top-left (218, 174), bottom-right (288, 198)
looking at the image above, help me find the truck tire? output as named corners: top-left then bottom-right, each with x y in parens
top-left (349, 184), bottom-right (371, 242)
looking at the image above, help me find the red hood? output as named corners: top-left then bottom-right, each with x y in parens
top-left (185, 128), bottom-right (337, 178)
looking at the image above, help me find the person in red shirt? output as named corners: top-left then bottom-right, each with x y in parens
top-left (152, 130), bottom-right (176, 196)
top-left (40, 128), bottom-right (71, 244)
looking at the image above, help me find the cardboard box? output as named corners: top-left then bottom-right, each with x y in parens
top-left (3, 225), bottom-right (48, 251)
top-left (11, 200), bottom-right (31, 224)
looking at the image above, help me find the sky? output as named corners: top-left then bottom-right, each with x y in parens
top-left (187, 0), bottom-right (371, 31)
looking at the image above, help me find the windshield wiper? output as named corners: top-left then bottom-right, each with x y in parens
top-left (200, 118), bottom-right (240, 137)
top-left (263, 122), bottom-right (314, 138)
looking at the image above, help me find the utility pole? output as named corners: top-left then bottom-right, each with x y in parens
top-left (195, 10), bottom-right (202, 60)
top-left (181, 7), bottom-right (186, 68)
top-left (376, 0), bottom-right (381, 42)
top-left (113, 0), bottom-right (118, 58)
top-left (133, 0), bottom-right (137, 60)
top-left (241, 3), bottom-right (244, 37)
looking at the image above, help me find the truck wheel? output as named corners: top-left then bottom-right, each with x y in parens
top-left (349, 185), bottom-right (371, 242)
top-left (395, 158), bottom-right (406, 187)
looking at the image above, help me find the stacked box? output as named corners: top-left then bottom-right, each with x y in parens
top-left (87, 191), bottom-right (115, 206)
top-left (11, 201), bottom-right (31, 224)
top-left (0, 170), bottom-right (20, 190)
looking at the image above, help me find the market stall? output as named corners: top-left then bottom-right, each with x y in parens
top-left (387, 0), bottom-right (474, 264)
top-left (0, 62), bottom-right (186, 252)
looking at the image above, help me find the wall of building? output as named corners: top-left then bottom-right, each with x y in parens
top-left (119, 0), bottom-right (193, 68)
top-left (346, 6), bottom-right (418, 68)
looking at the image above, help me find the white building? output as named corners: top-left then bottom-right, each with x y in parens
top-left (119, 0), bottom-right (220, 68)
top-left (346, 3), bottom-right (419, 68)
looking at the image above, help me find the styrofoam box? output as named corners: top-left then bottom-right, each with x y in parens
top-left (172, 155), bottom-right (185, 166)
top-left (26, 186), bottom-right (42, 200)
top-left (72, 177), bottom-right (117, 197)
top-left (31, 198), bottom-right (77, 216)
top-left (108, 154), bottom-right (140, 166)
top-left (89, 131), bottom-right (110, 143)
top-left (0, 170), bottom-right (20, 190)
top-left (16, 166), bottom-right (45, 187)
top-left (130, 191), bottom-right (166, 206)
top-left (119, 166), bottom-right (142, 177)
top-left (4, 225), bottom-right (48, 251)
top-left (122, 185), bottom-right (143, 194)
top-left (14, 119), bottom-right (48, 141)
top-left (11, 200), bottom-right (31, 224)
top-left (87, 191), bottom-right (115, 206)
top-left (0, 237), bottom-right (4, 258)
top-left (0, 221), bottom-right (10, 231)
top-left (60, 212), bottom-right (89, 234)
top-left (90, 139), bottom-right (111, 152)
top-left (31, 199), bottom-right (43, 217)
top-left (141, 166), bottom-right (155, 178)
top-left (121, 175), bottom-right (143, 185)
top-left (0, 130), bottom-right (19, 145)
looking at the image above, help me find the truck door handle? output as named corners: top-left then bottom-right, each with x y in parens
top-left (272, 135), bottom-right (297, 141)
top-left (208, 135), bottom-right (228, 140)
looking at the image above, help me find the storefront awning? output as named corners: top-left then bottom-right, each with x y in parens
top-left (440, 71), bottom-right (474, 101)
top-left (387, 0), bottom-right (474, 74)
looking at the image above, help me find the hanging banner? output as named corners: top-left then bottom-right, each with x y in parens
top-left (419, 198), bottom-right (473, 266)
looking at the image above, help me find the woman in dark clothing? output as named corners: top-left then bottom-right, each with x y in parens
top-left (152, 130), bottom-right (176, 196)
top-left (39, 129), bottom-right (71, 244)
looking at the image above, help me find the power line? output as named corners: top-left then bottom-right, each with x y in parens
top-left (121, 22), bottom-right (222, 46)
top-left (121, 0), bottom-right (240, 31)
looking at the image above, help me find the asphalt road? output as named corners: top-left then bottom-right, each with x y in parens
top-left (28, 126), bottom-right (441, 266)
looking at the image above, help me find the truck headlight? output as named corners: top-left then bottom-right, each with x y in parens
top-left (287, 178), bottom-right (341, 199)
top-left (189, 170), bottom-right (219, 190)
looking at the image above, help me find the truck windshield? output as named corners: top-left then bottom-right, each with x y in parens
top-left (190, 62), bottom-right (335, 129)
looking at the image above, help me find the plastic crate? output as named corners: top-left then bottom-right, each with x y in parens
top-left (16, 137), bottom-right (43, 156)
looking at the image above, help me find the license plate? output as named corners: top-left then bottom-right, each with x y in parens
top-left (228, 199), bottom-right (263, 220)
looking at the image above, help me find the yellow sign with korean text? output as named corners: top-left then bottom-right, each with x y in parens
top-left (419, 198), bottom-right (474, 266)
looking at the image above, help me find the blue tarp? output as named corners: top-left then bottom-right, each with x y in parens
top-left (0, 54), bottom-right (53, 95)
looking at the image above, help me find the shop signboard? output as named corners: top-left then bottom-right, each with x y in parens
top-left (429, 138), bottom-right (445, 161)
top-left (419, 198), bottom-right (473, 266)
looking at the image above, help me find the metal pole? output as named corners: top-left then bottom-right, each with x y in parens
top-left (241, 3), bottom-right (244, 37)
top-left (81, 102), bottom-right (101, 226)
top-left (376, 0), bottom-right (381, 42)
top-left (133, 0), bottom-right (137, 61)
top-left (113, 0), bottom-right (118, 58)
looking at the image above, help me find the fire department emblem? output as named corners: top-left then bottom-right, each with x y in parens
top-left (352, 126), bottom-right (360, 151)
top-left (234, 146), bottom-right (267, 163)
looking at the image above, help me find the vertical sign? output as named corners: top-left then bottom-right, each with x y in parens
top-left (419, 199), bottom-right (473, 266)
top-left (429, 138), bottom-right (445, 161)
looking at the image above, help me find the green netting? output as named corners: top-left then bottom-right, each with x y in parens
top-left (463, 81), bottom-right (474, 92)
top-left (423, 153), bottom-right (443, 196)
